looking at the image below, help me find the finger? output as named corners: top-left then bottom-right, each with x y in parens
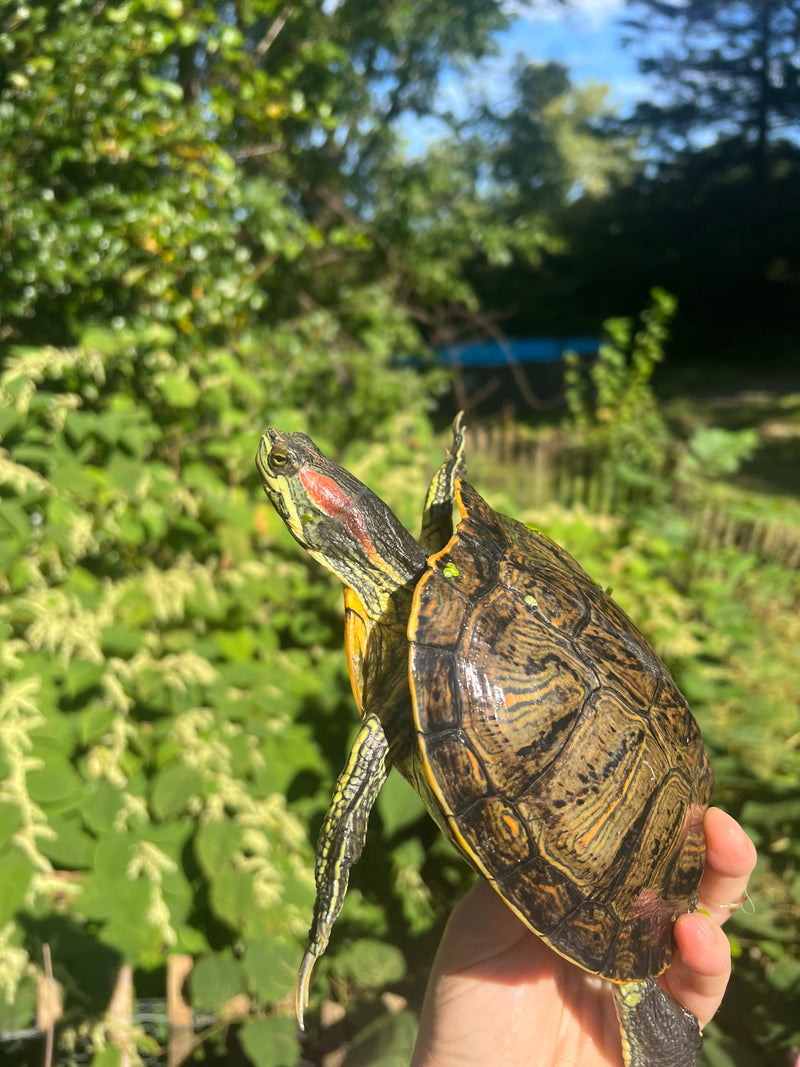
top-left (697, 807), bottom-right (757, 926)
top-left (662, 912), bottom-right (731, 1028)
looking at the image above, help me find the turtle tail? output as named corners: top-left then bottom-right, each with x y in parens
top-left (614, 979), bottom-right (703, 1067)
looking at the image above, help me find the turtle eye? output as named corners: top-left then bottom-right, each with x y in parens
top-left (269, 448), bottom-right (290, 472)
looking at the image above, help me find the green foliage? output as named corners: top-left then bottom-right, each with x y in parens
top-left (1, 336), bottom-right (797, 1064)
top-left (484, 60), bottom-right (635, 210)
top-left (0, 340), bottom-right (444, 1061)
top-left (679, 427), bottom-right (761, 481)
top-left (561, 289), bottom-right (766, 513)
top-left (0, 0), bottom-right (543, 376)
top-left (563, 288), bottom-right (676, 501)
top-left (1, 0), bottom-right (518, 444)
top-left (341, 1009), bottom-right (419, 1066)
top-left (566, 287), bottom-right (673, 420)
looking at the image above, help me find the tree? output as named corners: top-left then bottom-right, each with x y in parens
top-left (482, 61), bottom-right (633, 211)
top-left (0, 0), bottom-right (526, 440)
top-left (430, 61), bottom-right (636, 341)
top-left (456, 8), bottom-right (800, 348)
top-left (622, 0), bottom-right (800, 183)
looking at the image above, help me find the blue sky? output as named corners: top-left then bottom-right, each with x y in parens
top-left (405, 0), bottom-right (646, 152)
top-left (496, 0), bottom-right (645, 107)
top-left (392, 0), bottom-right (655, 160)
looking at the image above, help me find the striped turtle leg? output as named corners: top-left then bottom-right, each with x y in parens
top-left (614, 979), bottom-right (703, 1067)
top-left (418, 412), bottom-right (467, 553)
top-left (295, 713), bottom-right (391, 1029)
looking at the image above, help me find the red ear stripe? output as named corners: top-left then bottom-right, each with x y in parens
top-left (300, 469), bottom-right (374, 552)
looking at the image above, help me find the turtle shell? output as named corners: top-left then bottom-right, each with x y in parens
top-left (407, 481), bottom-right (714, 983)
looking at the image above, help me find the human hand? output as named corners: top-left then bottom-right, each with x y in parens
top-left (411, 807), bottom-right (756, 1067)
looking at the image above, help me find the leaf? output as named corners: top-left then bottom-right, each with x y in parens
top-left (238, 1017), bottom-right (301, 1067)
top-left (0, 976), bottom-right (36, 1037)
top-left (242, 939), bottom-right (299, 1004)
top-left (101, 624), bottom-right (145, 656)
top-left (26, 754), bottom-right (86, 812)
top-left (0, 502), bottom-right (33, 543)
top-left (157, 374), bottom-right (201, 408)
top-left (0, 802), bottom-right (23, 850)
top-left (87, 1047), bottom-right (126, 1067)
top-left (191, 950), bottom-right (245, 1011)
top-left (91, 834), bottom-right (135, 880)
top-left (39, 815), bottom-right (95, 868)
top-left (341, 1010), bottom-right (419, 1067)
top-left (81, 781), bottom-right (125, 836)
top-left (0, 845), bottom-right (37, 925)
top-left (65, 658), bottom-right (106, 698)
top-left (209, 865), bottom-right (254, 929)
top-left (195, 819), bottom-right (243, 876)
top-left (332, 939), bottom-right (406, 990)
top-left (151, 763), bottom-right (203, 820)
top-left (77, 703), bottom-right (119, 747)
top-left (214, 627), bottom-right (257, 663)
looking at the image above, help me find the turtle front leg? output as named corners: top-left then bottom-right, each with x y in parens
top-left (614, 979), bottom-right (703, 1067)
top-left (296, 712), bottom-right (391, 1028)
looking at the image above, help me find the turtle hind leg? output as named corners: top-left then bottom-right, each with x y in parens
top-left (614, 979), bottom-right (703, 1067)
top-left (419, 412), bottom-right (467, 553)
top-left (296, 713), bottom-right (390, 1029)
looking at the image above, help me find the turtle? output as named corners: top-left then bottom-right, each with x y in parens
top-left (255, 414), bottom-right (715, 1067)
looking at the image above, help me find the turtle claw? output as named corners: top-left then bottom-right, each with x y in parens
top-left (295, 949), bottom-right (316, 1031)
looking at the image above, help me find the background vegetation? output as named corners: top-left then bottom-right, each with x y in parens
top-left (0, 1), bottom-right (797, 1065)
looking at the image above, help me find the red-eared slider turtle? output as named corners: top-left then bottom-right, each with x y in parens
top-left (255, 415), bottom-right (714, 1067)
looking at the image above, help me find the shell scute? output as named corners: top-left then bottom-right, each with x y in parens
top-left (421, 730), bottom-right (492, 813)
top-left (579, 588), bottom-right (662, 710)
top-left (610, 900), bottom-right (673, 980)
top-left (433, 533), bottom-right (497, 599)
top-left (495, 856), bottom-right (582, 937)
top-left (514, 690), bottom-right (664, 897)
top-left (410, 567), bottom-right (466, 648)
top-left (455, 794), bottom-right (535, 870)
top-left (457, 587), bottom-right (596, 797)
top-left (650, 684), bottom-right (704, 751)
top-left (662, 794), bottom-right (711, 901)
top-left (552, 899), bottom-right (620, 974)
top-left (498, 557), bottom-right (589, 635)
top-left (409, 646), bottom-right (460, 732)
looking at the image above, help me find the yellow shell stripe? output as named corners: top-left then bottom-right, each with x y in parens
top-left (294, 712), bottom-right (390, 1029)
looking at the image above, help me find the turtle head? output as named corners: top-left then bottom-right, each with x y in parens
top-left (256, 428), bottom-right (426, 618)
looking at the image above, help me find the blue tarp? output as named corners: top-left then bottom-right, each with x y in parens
top-left (437, 337), bottom-right (599, 368)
